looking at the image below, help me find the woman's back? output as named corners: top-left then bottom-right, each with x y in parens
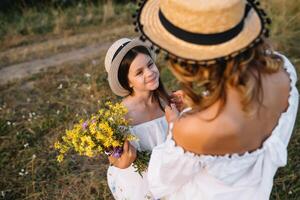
top-left (147, 55), bottom-right (299, 200)
top-left (173, 65), bottom-right (291, 155)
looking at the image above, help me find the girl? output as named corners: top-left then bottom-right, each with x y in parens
top-left (104, 38), bottom-right (173, 199)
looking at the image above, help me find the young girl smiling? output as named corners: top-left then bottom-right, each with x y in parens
top-left (104, 38), bottom-right (171, 199)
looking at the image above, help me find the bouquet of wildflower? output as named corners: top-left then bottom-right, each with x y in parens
top-left (54, 102), bottom-right (150, 176)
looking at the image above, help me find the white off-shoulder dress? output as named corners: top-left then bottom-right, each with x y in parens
top-left (148, 54), bottom-right (299, 200)
top-left (107, 116), bottom-right (168, 200)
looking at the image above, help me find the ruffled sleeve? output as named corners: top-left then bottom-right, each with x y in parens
top-left (263, 53), bottom-right (299, 167)
top-left (273, 53), bottom-right (299, 147)
top-left (147, 123), bottom-right (202, 199)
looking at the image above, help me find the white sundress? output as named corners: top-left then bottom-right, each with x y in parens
top-left (147, 54), bottom-right (299, 200)
top-left (107, 116), bottom-right (168, 200)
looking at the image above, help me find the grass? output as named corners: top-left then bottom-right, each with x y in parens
top-left (0, 22), bottom-right (135, 69)
top-left (0, 59), bottom-right (117, 199)
top-left (0, 0), bottom-right (299, 199)
top-left (264, 0), bottom-right (300, 58)
top-left (0, 4), bottom-right (102, 48)
top-left (0, 2), bottom-right (137, 51)
top-left (0, 2), bottom-right (137, 68)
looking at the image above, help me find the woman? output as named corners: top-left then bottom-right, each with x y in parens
top-left (134, 0), bottom-right (299, 199)
top-left (104, 38), bottom-right (173, 199)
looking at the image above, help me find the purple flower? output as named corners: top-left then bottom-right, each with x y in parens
top-left (82, 121), bottom-right (88, 130)
top-left (112, 147), bottom-right (123, 158)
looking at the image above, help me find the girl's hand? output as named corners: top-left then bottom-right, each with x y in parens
top-left (171, 90), bottom-right (186, 112)
top-left (108, 141), bottom-right (137, 169)
top-left (165, 103), bottom-right (179, 124)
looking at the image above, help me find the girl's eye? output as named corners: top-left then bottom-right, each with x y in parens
top-left (148, 63), bottom-right (154, 68)
top-left (136, 71), bottom-right (143, 76)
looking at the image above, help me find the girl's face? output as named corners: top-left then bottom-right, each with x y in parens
top-left (127, 53), bottom-right (160, 94)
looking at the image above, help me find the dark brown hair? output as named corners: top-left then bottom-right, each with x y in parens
top-left (169, 39), bottom-right (283, 119)
top-left (118, 46), bottom-right (170, 111)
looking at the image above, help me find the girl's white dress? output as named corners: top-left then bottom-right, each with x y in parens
top-left (107, 116), bottom-right (168, 200)
top-left (147, 54), bottom-right (299, 200)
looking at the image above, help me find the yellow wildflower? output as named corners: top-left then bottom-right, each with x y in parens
top-left (99, 122), bottom-right (113, 137)
top-left (54, 101), bottom-right (135, 163)
top-left (54, 141), bottom-right (61, 150)
top-left (57, 154), bottom-right (64, 162)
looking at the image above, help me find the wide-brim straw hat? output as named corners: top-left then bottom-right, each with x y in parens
top-left (133, 0), bottom-right (271, 65)
top-left (105, 38), bottom-right (155, 96)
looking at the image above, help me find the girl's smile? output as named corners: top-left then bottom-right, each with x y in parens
top-left (146, 75), bottom-right (158, 84)
top-left (128, 53), bottom-right (160, 92)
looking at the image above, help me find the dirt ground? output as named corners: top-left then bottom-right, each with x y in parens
top-left (0, 24), bottom-right (135, 85)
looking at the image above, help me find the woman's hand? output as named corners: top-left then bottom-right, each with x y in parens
top-left (108, 141), bottom-right (137, 169)
top-left (171, 90), bottom-right (186, 112)
top-left (165, 103), bottom-right (179, 124)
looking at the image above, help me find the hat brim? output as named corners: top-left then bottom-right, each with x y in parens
top-left (108, 39), bottom-right (156, 97)
top-left (139, 0), bottom-right (263, 62)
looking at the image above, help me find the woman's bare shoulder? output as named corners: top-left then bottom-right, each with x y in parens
top-left (172, 114), bottom-right (211, 154)
top-left (172, 111), bottom-right (241, 155)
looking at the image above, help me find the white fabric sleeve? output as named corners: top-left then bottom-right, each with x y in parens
top-left (147, 136), bottom-right (202, 199)
top-left (275, 53), bottom-right (299, 147)
top-left (264, 53), bottom-right (299, 167)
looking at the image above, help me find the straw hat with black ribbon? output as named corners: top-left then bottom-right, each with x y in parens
top-left (132, 0), bottom-right (271, 66)
top-left (105, 38), bottom-right (156, 97)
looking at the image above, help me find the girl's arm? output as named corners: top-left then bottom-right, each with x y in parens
top-left (165, 103), bottom-right (179, 124)
top-left (165, 103), bottom-right (179, 135)
top-left (108, 141), bottom-right (137, 169)
top-left (171, 90), bottom-right (186, 112)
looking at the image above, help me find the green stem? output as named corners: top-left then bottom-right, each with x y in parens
top-left (132, 151), bottom-right (151, 177)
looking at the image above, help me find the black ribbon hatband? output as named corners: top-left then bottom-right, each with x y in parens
top-left (158, 4), bottom-right (251, 45)
top-left (112, 41), bottom-right (130, 62)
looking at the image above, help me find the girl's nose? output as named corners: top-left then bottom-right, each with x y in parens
top-left (144, 67), bottom-right (154, 77)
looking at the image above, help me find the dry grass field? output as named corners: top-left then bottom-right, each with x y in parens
top-left (0, 0), bottom-right (299, 199)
